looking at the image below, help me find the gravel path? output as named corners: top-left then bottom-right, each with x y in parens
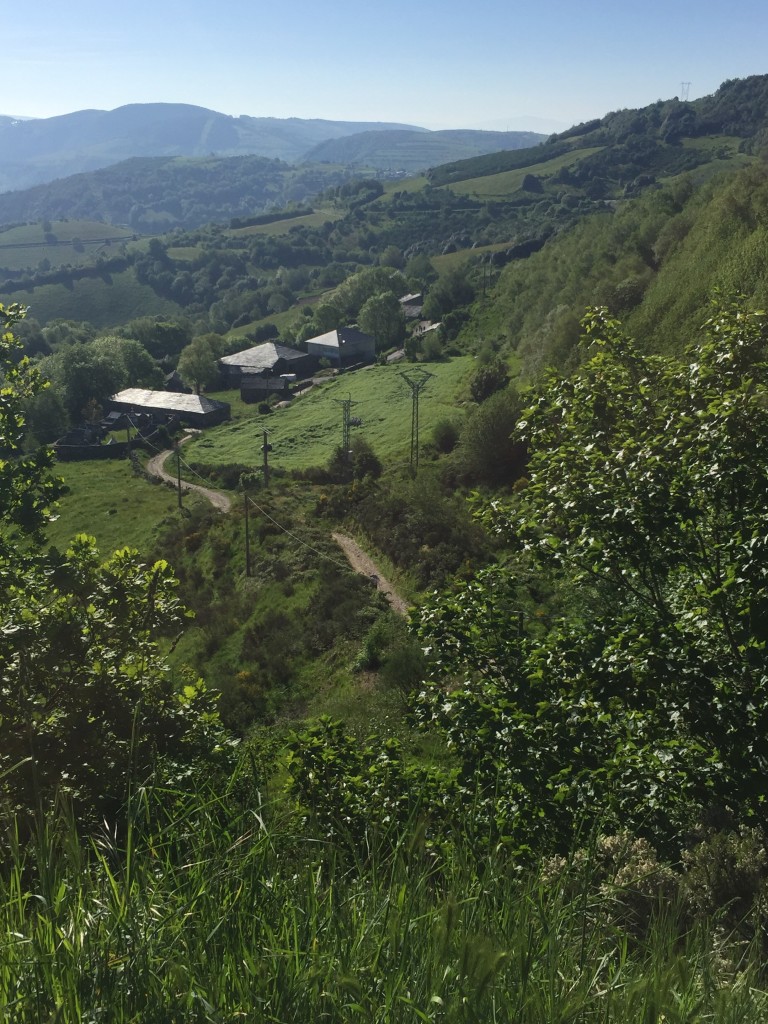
top-left (146, 446), bottom-right (232, 513)
top-left (331, 532), bottom-right (410, 616)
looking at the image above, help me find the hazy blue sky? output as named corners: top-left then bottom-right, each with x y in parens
top-left (4, 0), bottom-right (767, 131)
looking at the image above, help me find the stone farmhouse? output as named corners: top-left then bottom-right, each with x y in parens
top-left (305, 327), bottom-right (375, 367)
top-left (218, 342), bottom-right (315, 387)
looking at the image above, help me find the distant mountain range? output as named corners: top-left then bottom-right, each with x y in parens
top-left (0, 103), bottom-right (546, 194)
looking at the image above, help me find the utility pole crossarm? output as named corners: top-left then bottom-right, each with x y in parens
top-left (399, 368), bottom-right (434, 472)
top-left (333, 393), bottom-right (360, 459)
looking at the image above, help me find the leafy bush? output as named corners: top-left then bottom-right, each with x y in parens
top-left (414, 300), bottom-right (768, 855)
top-left (431, 417), bottom-right (461, 454)
top-left (0, 304), bottom-right (229, 824)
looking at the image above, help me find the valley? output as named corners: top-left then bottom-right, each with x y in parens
top-left (5, 73), bottom-right (768, 1021)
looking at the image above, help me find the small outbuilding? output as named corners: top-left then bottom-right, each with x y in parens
top-left (399, 293), bottom-right (424, 320)
top-left (240, 377), bottom-right (291, 403)
top-left (109, 389), bottom-right (230, 429)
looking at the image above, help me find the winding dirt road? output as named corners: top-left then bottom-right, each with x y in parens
top-left (146, 448), bottom-right (232, 513)
top-left (331, 532), bottom-right (410, 616)
top-left (145, 449), bottom-right (405, 611)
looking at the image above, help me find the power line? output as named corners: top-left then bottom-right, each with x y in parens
top-left (399, 368), bottom-right (434, 473)
top-left (332, 393), bottom-right (359, 458)
top-left (245, 495), bottom-right (350, 571)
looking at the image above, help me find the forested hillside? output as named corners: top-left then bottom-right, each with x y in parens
top-left (0, 155), bottom-right (358, 232)
top-left (0, 103), bottom-right (423, 191)
top-left (6, 74), bottom-right (768, 1021)
top-left (302, 127), bottom-right (546, 171)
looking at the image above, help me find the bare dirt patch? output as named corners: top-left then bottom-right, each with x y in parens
top-left (331, 532), bottom-right (410, 616)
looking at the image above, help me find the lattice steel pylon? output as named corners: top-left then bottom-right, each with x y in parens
top-left (399, 368), bottom-right (434, 472)
top-left (333, 393), bottom-right (359, 458)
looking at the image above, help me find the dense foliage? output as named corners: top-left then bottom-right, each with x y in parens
top-left (411, 299), bottom-right (768, 853)
top-left (0, 305), bottom-right (227, 823)
top-left (284, 298), bottom-right (768, 863)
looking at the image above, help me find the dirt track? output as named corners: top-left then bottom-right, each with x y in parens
top-left (331, 532), bottom-right (410, 616)
top-left (146, 447), bottom-right (232, 513)
top-left (144, 452), bottom-right (403, 609)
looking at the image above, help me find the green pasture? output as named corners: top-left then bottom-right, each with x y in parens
top-left (227, 207), bottom-right (343, 238)
top-left (224, 301), bottom-right (314, 342)
top-left (667, 139), bottom-right (755, 185)
top-left (166, 245), bottom-right (203, 262)
top-left (12, 269), bottom-right (182, 328)
top-left (43, 458), bottom-right (206, 556)
top-left (382, 175), bottom-right (429, 196)
top-left (432, 241), bottom-right (515, 274)
top-left (0, 220), bottom-right (135, 272)
top-left (0, 220), bottom-right (133, 245)
top-left (443, 147), bottom-right (603, 198)
top-left (186, 357), bottom-right (474, 472)
top-left (681, 134), bottom-right (743, 154)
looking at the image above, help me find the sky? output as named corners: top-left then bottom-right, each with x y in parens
top-left (3, 0), bottom-right (768, 133)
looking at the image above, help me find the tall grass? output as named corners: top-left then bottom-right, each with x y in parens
top-left (3, 782), bottom-right (768, 1023)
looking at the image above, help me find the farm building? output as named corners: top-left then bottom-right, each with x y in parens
top-left (219, 342), bottom-right (315, 385)
top-left (399, 293), bottom-right (423, 319)
top-left (109, 389), bottom-right (230, 428)
top-left (240, 377), bottom-right (291, 403)
top-left (305, 327), bottom-right (375, 367)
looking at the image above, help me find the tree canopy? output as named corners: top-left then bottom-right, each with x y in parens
top-left (412, 299), bottom-right (768, 853)
top-left (0, 304), bottom-right (227, 823)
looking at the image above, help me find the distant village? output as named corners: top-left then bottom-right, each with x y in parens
top-left (53, 295), bottom-right (437, 460)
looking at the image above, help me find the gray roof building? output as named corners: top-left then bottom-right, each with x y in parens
top-left (109, 389), bottom-right (230, 428)
top-left (219, 342), bottom-right (314, 383)
top-left (305, 327), bottom-right (376, 366)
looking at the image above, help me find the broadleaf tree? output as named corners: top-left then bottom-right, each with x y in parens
top-left (413, 298), bottom-right (768, 854)
top-left (0, 303), bottom-right (228, 823)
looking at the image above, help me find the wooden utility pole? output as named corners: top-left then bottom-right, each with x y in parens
top-left (244, 491), bottom-right (251, 577)
top-left (175, 442), bottom-right (183, 509)
top-left (262, 429), bottom-right (272, 488)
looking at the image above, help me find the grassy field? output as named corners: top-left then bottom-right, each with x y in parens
top-left (188, 357), bottom-right (474, 472)
top-left (5, 786), bottom-right (768, 1024)
top-left (43, 458), bottom-right (208, 556)
top-left (225, 303), bottom-right (311, 343)
top-left (13, 268), bottom-right (182, 328)
top-left (0, 220), bottom-right (135, 272)
top-left (227, 206), bottom-right (343, 238)
top-left (442, 147), bottom-right (603, 198)
top-left (165, 244), bottom-right (203, 262)
top-left (432, 241), bottom-right (516, 274)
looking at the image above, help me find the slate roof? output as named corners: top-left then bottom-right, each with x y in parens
top-left (110, 389), bottom-right (229, 416)
top-left (305, 327), bottom-right (374, 350)
top-left (219, 342), bottom-right (307, 371)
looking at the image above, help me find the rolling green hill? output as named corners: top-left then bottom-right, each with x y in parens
top-left (0, 155), bottom-right (361, 232)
